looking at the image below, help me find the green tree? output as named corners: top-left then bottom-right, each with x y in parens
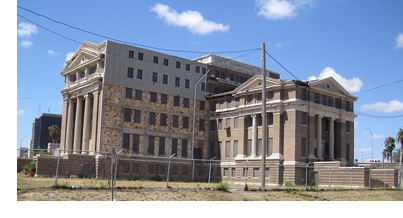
top-left (384, 137), bottom-right (396, 163)
top-left (48, 125), bottom-right (61, 151)
top-left (397, 127), bottom-right (403, 149)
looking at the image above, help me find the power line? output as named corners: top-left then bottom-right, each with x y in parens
top-left (265, 51), bottom-right (300, 80)
top-left (354, 78), bottom-right (403, 94)
top-left (17, 6), bottom-right (259, 54)
top-left (355, 111), bottom-right (403, 119)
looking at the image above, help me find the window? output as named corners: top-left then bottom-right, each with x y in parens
top-left (161, 94), bottom-right (168, 104)
top-left (247, 94), bottom-right (253, 105)
top-left (314, 92), bottom-right (320, 104)
top-left (301, 89), bottom-right (307, 100)
top-left (148, 136), bottom-right (155, 154)
top-left (219, 100), bottom-right (224, 110)
top-left (301, 137), bottom-right (306, 157)
top-left (210, 120), bottom-right (217, 131)
top-left (159, 137), bottom-right (165, 155)
top-left (164, 58), bottom-right (169, 66)
top-left (301, 111), bottom-right (307, 125)
top-left (135, 90), bottom-right (142, 100)
top-left (175, 77), bottom-right (180, 87)
top-left (226, 118), bottom-right (231, 128)
top-left (125, 88), bottom-right (132, 99)
top-left (123, 133), bottom-right (130, 150)
top-left (132, 134), bottom-right (139, 153)
top-left (129, 50), bottom-right (134, 58)
top-left (160, 113), bottom-right (167, 126)
top-left (137, 69), bottom-right (143, 79)
top-left (133, 164), bottom-right (139, 174)
top-left (227, 99), bottom-right (232, 108)
top-left (268, 113), bottom-right (273, 125)
top-left (253, 168), bottom-right (259, 178)
top-left (209, 142), bottom-right (216, 159)
top-left (133, 110), bottom-right (141, 123)
top-left (346, 121), bottom-right (351, 133)
top-left (127, 67), bottom-right (134, 78)
top-left (218, 119), bottom-right (223, 130)
top-left (199, 119), bottom-right (205, 131)
top-left (173, 96), bottom-right (180, 106)
top-left (247, 140), bottom-right (252, 156)
top-left (172, 138), bottom-right (178, 156)
top-left (80, 71), bottom-right (85, 79)
top-left (268, 91), bottom-right (274, 101)
top-left (70, 74), bottom-right (77, 82)
top-left (149, 112), bottom-right (156, 125)
top-left (210, 101), bottom-right (216, 111)
top-left (257, 93), bottom-right (262, 103)
top-left (182, 140), bottom-right (188, 157)
top-left (163, 74), bottom-right (168, 85)
top-left (346, 101), bottom-right (351, 111)
top-left (172, 115), bottom-right (179, 127)
top-left (186, 64), bottom-right (190, 71)
top-left (182, 166), bottom-right (188, 176)
top-left (235, 97), bottom-right (240, 107)
top-left (199, 101), bottom-right (205, 110)
top-left (201, 82), bottom-right (205, 91)
top-left (123, 163), bottom-right (129, 174)
top-left (182, 117), bottom-right (189, 129)
top-left (124, 108), bottom-right (131, 122)
top-left (202, 67), bottom-right (206, 74)
top-left (230, 74), bottom-right (234, 81)
top-left (346, 143), bottom-right (350, 161)
top-left (265, 168), bottom-right (270, 179)
top-left (182, 98), bottom-right (189, 108)
top-left (176, 61), bottom-right (181, 69)
top-left (268, 138), bottom-right (273, 156)
top-left (232, 168), bottom-right (236, 177)
top-left (224, 168), bottom-right (229, 177)
top-left (159, 165), bottom-right (165, 175)
top-left (185, 79), bottom-right (190, 89)
top-left (247, 116), bottom-right (252, 128)
top-left (150, 92), bottom-right (157, 103)
top-left (233, 140), bottom-right (238, 157)
top-left (89, 66), bottom-right (96, 75)
top-left (138, 52), bottom-right (143, 60)
top-left (153, 56), bottom-right (158, 64)
top-left (234, 117), bottom-right (239, 129)
top-left (257, 139), bottom-right (262, 156)
top-left (152, 72), bottom-right (158, 83)
top-left (335, 98), bottom-right (341, 109)
top-left (225, 141), bottom-right (230, 158)
top-left (243, 167), bottom-right (248, 178)
top-left (195, 66), bottom-right (200, 73)
top-left (148, 165), bottom-right (155, 175)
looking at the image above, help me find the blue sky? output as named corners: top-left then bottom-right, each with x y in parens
top-left (13, 0), bottom-right (403, 161)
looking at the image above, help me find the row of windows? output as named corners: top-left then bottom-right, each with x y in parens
top-left (128, 50), bottom-right (207, 73)
top-left (209, 139), bottom-right (274, 159)
top-left (125, 88), bottom-right (206, 110)
top-left (69, 65), bottom-right (98, 83)
top-left (314, 92), bottom-right (353, 111)
top-left (123, 133), bottom-right (189, 157)
top-left (223, 167), bottom-right (270, 179)
top-left (209, 114), bottom-right (275, 131)
top-left (210, 91), bottom-right (275, 111)
top-left (124, 108), bottom-right (206, 131)
top-left (127, 67), bottom-right (206, 91)
top-left (121, 162), bottom-right (190, 176)
top-left (300, 137), bottom-right (351, 161)
top-left (212, 70), bottom-right (249, 84)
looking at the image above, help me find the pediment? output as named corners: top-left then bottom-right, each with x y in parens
top-left (234, 74), bottom-right (281, 93)
top-left (309, 77), bottom-right (351, 97)
top-left (64, 50), bottom-right (99, 72)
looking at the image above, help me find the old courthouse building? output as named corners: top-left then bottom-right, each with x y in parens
top-left (58, 40), bottom-right (357, 184)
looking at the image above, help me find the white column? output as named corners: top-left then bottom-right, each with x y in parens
top-left (73, 96), bottom-right (84, 154)
top-left (317, 116), bottom-right (323, 160)
top-left (329, 118), bottom-right (335, 160)
top-left (81, 94), bottom-right (93, 155)
top-left (251, 115), bottom-right (257, 158)
top-left (65, 98), bottom-right (76, 153)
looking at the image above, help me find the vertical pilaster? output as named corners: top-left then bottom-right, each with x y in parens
top-left (81, 94), bottom-right (93, 154)
top-left (317, 115), bottom-right (323, 160)
top-left (90, 91), bottom-right (99, 154)
top-left (329, 118), bottom-right (335, 160)
top-left (251, 114), bottom-right (257, 158)
top-left (73, 96), bottom-right (84, 154)
top-left (65, 98), bottom-right (76, 153)
top-left (235, 116), bottom-right (245, 159)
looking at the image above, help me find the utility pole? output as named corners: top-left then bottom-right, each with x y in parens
top-left (261, 43), bottom-right (267, 189)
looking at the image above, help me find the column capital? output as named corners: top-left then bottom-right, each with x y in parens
top-left (84, 93), bottom-right (93, 99)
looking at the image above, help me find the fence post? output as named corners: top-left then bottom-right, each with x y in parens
top-left (54, 148), bottom-right (61, 186)
top-left (350, 168), bottom-right (352, 189)
top-left (277, 163), bottom-right (280, 188)
top-left (329, 168), bottom-right (331, 188)
top-left (384, 169), bottom-right (387, 188)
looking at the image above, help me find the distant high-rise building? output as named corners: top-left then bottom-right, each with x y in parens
top-left (30, 113), bottom-right (62, 152)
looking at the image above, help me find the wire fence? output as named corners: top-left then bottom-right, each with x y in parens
top-left (17, 148), bottom-right (402, 192)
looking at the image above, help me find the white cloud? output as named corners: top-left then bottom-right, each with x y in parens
top-left (151, 3), bottom-right (230, 35)
top-left (359, 148), bottom-right (372, 153)
top-left (17, 22), bottom-right (38, 37)
top-left (47, 50), bottom-right (59, 56)
top-left (308, 67), bottom-right (364, 93)
top-left (275, 41), bottom-right (290, 48)
top-left (396, 33), bottom-right (403, 49)
top-left (361, 100), bottom-right (403, 113)
top-left (372, 133), bottom-right (385, 140)
top-left (17, 109), bottom-right (25, 115)
top-left (65, 52), bottom-right (75, 61)
top-left (256, 0), bottom-right (315, 20)
top-left (20, 40), bottom-right (33, 48)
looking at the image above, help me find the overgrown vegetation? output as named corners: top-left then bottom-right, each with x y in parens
top-left (22, 161), bottom-right (36, 175)
top-left (216, 182), bottom-right (230, 191)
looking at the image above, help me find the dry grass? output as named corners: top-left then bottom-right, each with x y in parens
top-left (17, 176), bottom-right (403, 201)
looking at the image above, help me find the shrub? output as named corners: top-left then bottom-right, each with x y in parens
top-left (284, 182), bottom-right (294, 187)
top-left (216, 182), bottom-right (230, 191)
top-left (22, 161), bottom-right (36, 175)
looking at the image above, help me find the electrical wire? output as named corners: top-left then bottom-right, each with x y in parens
top-left (354, 78), bottom-right (403, 94)
top-left (265, 51), bottom-right (300, 80)
top-left (17, 6), bottom-right (259, 54)
top-left (355, 111), bottom-right (403, 119)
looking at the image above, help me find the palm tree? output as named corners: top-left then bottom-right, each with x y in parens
top-left (48, 125), bottom-right (61, 152)
top-left (384, 137), bottom-right (395, 163)
top-left (397, 127), bottom-right (403, 149)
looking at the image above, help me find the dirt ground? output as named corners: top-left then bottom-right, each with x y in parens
top-left (17, 187), bottom-right (403, 201)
